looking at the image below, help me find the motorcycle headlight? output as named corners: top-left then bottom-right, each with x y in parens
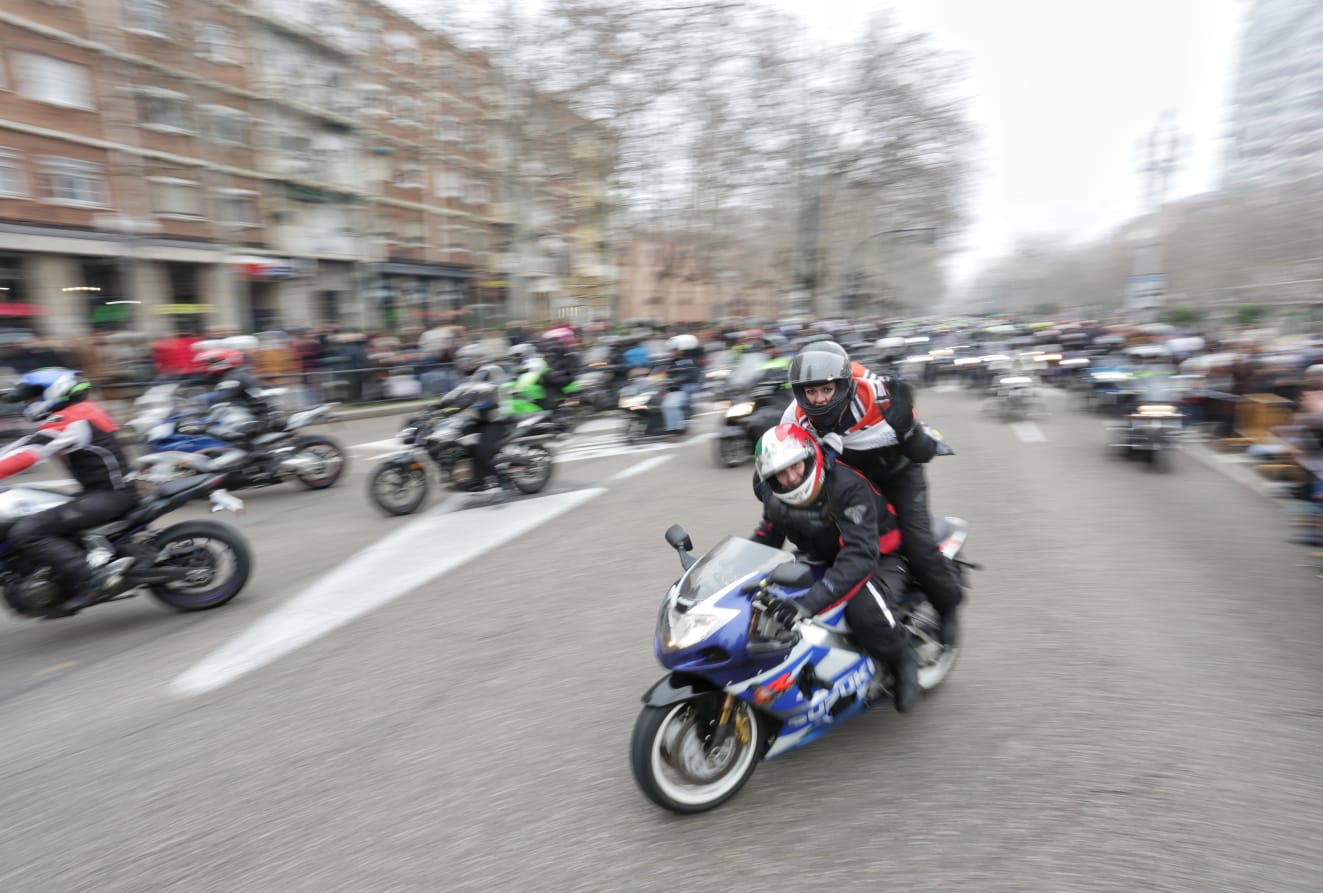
top-left (659, 604), bottom-right (740, 652)
top-left (726, 401), bottom-right (755, 419)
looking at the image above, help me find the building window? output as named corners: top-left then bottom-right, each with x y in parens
top-left (150, 177), bottom-right (201, 217)
top-left (39, 156), bottom-right (107, 206)
top-left (393, 96), bottom-right (420, 126)
top-left (123, 0), bottom-right (170, 37)
top-left (0, 149), bottom-right (25, 197)
top-left (437, 170), bottom-right (462, 198)
top-left (217, 189), bottom-right (259, 227)
top-left (201, 105), bottom-right (246, 145)
top-left (385, 32), bottom-right (418, 65)
top-left (138, 88), bottom-right (193, 132)
top-left (15, 53), bottom-right (93, 110)
top-left (394, 167), bottom-right (423, 190)
top-left (196, 22), bottom-right (239, 63)
top-left (464, 179), bottom-right (490, 205)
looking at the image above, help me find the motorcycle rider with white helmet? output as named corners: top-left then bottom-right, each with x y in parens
top-left (0, 368), bottom-right (138, 616)
top-left (751, 422), bottom-right (919, 712)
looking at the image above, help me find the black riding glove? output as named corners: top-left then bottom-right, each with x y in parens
top-left (882, 377), bottom-right (916, 438)
top-left (763, 596), bottom-right (809, 628)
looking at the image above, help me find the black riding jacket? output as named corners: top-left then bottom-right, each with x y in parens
top-left (751, 456), bottom-right (901, 615)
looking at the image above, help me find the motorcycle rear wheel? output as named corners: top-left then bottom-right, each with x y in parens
top-left (148, 521), bottom-right (251, 611)
top-left (630, 696), bottom-right (764, 814)
top-left (369, 463), bottom-right (429, 516)
top-left (904, 602), bottom-right (959, 691)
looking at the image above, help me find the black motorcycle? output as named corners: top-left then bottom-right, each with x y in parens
top-left (0, 474), bottom-right (251, 619)
top-left (714, 379), bottom-right (793, 467)
top-left (368, 406), bottom-right (560, 515)
top-left (1106, 400), bottom-right (1185, 470)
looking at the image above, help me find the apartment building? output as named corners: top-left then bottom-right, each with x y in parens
top-left (1223, 0), bottom-right (1323, 187)
top-left (0, 0), bottom-right (604, 338)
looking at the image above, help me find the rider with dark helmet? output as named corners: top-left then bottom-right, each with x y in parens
top-left (751, 423), bottom-right (919, 712)
top-left (196, 347), bottom-right (278, 431)
top-left (449, 350), bottom-right (516, 502)
top-left (0, 368), bottom-right (139, 615)
top-left (773, 340), bottom-right (964, 646)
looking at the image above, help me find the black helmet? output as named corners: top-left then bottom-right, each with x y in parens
top-left (788, 342), bottom-right (853, 429)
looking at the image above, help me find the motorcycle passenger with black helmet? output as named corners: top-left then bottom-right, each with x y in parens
top-left (751, 423), bottom-right (919, 712)
top-left (0, 368), bottom-right (139, 615)
top-left (774, 340), bottom-right (964, 646)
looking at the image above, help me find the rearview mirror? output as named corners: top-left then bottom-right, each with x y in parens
top-left (664, 524), bottom-right (692, 553)
top-left (768, 562), bottom-right (814, 590)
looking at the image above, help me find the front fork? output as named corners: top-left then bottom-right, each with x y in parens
top-left (708, 693), bottom-right (747, 750)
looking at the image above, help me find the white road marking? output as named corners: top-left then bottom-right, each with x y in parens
top-left (609, 455), bottom-right (674, 481)
top-left (170, 487), bottom-right (606, 697)
top-left (1010, 422), bottom-right (1047, 443)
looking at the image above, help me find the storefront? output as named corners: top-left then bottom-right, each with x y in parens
top-left (0, 255), bottom-right (43, 332)
top-left (374, 262), bottom-right (473, 331)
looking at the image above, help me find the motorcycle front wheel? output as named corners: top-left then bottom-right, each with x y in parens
top-left (713, 433), bottom-right (749, 468)
top-left (369, 462), bottom-right (429, 515)
top-left (503, 444), bottom-right (554, 494)
top-left (291, 436), bottom-right (347, 489)
top-left (630, 695), bottom-right (765, 814)
top-left (148, 521), bottom-right (252, 611)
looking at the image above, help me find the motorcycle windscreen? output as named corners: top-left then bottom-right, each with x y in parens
top-left (676, 536), bottom-right (793, 606)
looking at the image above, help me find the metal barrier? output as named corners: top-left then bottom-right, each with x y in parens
top-left (91, 361), bottom-right (460, 418)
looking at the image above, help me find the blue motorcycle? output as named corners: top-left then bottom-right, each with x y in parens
top-left (630, 521), bottom-right (977, 813)
top-left (136, 401), bottom-right (345, 492)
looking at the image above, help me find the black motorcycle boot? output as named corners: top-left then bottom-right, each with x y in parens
top-left (938, 610), bottom-right (960, 647)
top-left (890, 647), bottom-right (920, 714)
top-left (54, 557), bottom-right (135, 615)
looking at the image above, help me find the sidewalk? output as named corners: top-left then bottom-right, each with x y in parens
top-left (1182, 436), bottom-right (1300, 503)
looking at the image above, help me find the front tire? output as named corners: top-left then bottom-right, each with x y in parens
top-left (630, 696), bottom-right (764, 814)
top-left (291, 436), bottom-right (346, 489)
top-left (502, 444), bottom-right (554, 494)
top-left (148, 521), bottom-right (251, 611)
top-left (369, 461), bottom-right (429, 515)
top-left (714, 433), bottom-right (748, 468)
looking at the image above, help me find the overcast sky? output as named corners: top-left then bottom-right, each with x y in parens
top-left (782, 0), bottom-right (1246, 282)
top-left (408, 0), bottom-right (1247, 285)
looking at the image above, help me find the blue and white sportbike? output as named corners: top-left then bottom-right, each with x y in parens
top-left (631, 521), bottom-right (978, 813)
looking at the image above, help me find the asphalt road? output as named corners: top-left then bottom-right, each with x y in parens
top-left (0, 389), bottom-right (1319, 892)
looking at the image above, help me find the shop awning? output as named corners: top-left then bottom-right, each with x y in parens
top-left (0, 303), bottom-right (44, 316)
top-left (156, 303), bottom-right (214, 315)
top-left (379, 262), bottom-right (473, 279)
top-left (229, 255), bottom-right (299, 280)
